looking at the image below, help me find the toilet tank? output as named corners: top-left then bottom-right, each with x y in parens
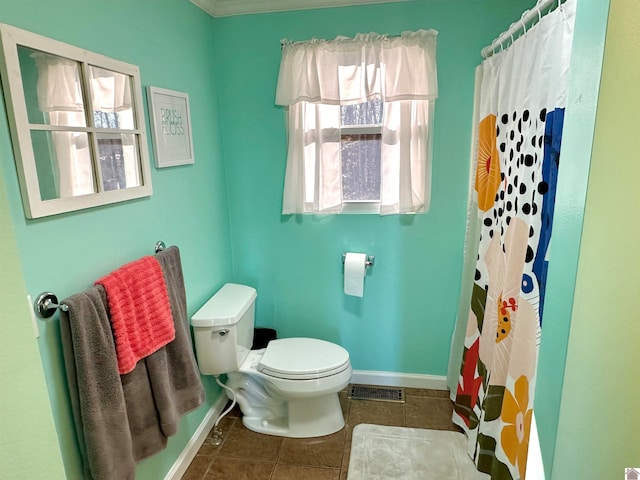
top-left (191, 283), bottom-right (257, 375)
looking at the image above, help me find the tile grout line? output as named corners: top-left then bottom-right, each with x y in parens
top-left (268, 424), bottom-right (286, 480)
top-left (203, 417), bottom-right (234, 478)
top-left (340, 397), bottom-right (352, 475)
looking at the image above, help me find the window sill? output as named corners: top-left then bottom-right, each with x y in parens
top-left (341, 201), bottom-right (380, 214)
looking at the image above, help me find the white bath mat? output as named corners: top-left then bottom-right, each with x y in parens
top-left (347, 424), bottom-right (476, 480)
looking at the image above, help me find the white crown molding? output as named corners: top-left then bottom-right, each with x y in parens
top-left (190, 0), bottom-right (408, 17)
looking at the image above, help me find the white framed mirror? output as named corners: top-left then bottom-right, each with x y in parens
top-left (0, 24), bottom-right (152, 218)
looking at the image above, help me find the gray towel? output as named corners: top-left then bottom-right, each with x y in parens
top-left (60, 286), bottom-right (159, 480)
top-left (60, 245), bottom-right (204, 479)
top-left (147, 245), bottom-right (205, 436)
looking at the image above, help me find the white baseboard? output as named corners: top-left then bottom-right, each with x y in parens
top-left (164, 394), bottom-right (228, 480)
top-left (350, 370), bottom-right (448, 391)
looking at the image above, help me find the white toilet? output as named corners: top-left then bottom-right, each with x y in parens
top-left (191, 283), bottom-right (352, 438)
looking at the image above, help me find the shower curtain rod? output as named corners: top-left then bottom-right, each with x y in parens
top-left (481, 0), bottom-right (564, 58)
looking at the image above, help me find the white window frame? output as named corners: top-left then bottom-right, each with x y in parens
top-left (0, 24), bottom-right (152, 218)
top-left (277, 30), bottom-right (437, 216)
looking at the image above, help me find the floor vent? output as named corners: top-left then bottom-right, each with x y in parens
top-left (347, 384), bottom-right (405, 403)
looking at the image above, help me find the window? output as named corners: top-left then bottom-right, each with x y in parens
top-left (341, 98), bottom-right (383, 207)
top-left (0, 24), bottom-right (152, 218)
top-left (276, 30), bottom-right (438, 215)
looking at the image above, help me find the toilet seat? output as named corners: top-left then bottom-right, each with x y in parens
top-left (258, 338), bottom-right (350, 380)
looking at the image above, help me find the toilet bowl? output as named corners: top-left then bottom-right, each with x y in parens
top-left (191, 283), bottom-right (352, 438)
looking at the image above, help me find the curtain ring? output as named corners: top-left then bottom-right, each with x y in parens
top-left (520, 11), bottom-right (528, 34)
top-left (536, 0), bottom-right (542, 21)
top-left (509, 23), bottom-right (516, 46)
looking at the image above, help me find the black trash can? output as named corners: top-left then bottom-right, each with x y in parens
top-left (252, 327), bottom-right (277, 350)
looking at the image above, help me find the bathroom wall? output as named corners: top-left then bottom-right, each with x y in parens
top-left (0, 0), bottom-right (230, 478)
top-left (533, 0), bottom-right (611, 475)
top-left (547, 0), bottom-right (640, 476)
top-left (0, 161), bottom-right (66, 478)
top-left (212, 0), bottom-right (531, 377)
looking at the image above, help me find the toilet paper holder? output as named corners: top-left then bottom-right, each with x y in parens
top-left (342, 253), bottom-right (375, 269)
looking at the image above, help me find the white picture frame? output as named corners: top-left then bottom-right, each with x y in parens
top-left (147, 86), bottom-right (194, 168)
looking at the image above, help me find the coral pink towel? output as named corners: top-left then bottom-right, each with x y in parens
top-left (96, 256), bottom-right (175, 374)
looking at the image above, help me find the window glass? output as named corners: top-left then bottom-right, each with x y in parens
top-left (89, 66), bottom-right (135, 129)
top-left (96, 133), bottom-right (141, 190)
top-left (341, 133), bottom-right (381, 201)
top-left (340, 98), bottom-right (383, 126)
top-left (30, 130), bottom-right (95, 200)
top-left (19, 47), bottom-right (87, 127)
top-left (340, 98), bottom-right (383, 202)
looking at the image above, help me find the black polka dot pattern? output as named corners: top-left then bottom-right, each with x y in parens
top-left (474, 108), bottom-right (554, 304)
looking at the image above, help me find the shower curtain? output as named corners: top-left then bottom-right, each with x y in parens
top-left (451, 2), bottom-right (575, 479)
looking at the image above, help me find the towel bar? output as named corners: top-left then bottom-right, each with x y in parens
top-left (34, 240), bottom-right (167, 319)
top-left (34, 292), bottom-right (68, 318)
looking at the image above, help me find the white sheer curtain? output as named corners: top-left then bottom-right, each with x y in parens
top-left (90, 66), bottom-right (132, 116)
top-left (276, 30), bottom-right (438, 215)
top-left (33, 53), bottom-right (92, 197)
top-left (33, 54), bottom-right (133, 197)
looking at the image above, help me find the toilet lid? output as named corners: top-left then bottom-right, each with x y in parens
top-left (258, 338), bottom-right (350, 380)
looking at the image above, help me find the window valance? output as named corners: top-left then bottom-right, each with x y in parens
top-left (276, 29), bottom-right (438, 106)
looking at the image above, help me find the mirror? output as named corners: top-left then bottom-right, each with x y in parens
top-left (0, 24), bottom-right (152, 218)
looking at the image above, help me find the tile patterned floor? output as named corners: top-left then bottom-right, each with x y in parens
top-left (182, 387), bottom-right (460, 480)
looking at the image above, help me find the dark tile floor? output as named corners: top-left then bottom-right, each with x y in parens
top-left (183, 387), bottom-right (459, 480)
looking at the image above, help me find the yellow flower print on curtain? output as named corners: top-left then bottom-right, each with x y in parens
top-left (501, 376), bottom-right (533, 480)
top-left (476, 114), bottom-right (502, 212)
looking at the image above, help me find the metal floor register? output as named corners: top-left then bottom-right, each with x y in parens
top-left (347, 384), bottom-right (405, 403)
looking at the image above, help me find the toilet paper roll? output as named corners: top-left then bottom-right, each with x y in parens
top-left (344, 252), bottom-right (367, 297)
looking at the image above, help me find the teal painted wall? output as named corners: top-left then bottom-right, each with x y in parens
top-left (212, 0), bottom-right (531, 376)
top-left (550, 0), bottom-right (640, 476)
top-left (534, 0), bottom-right (610, 476)
top-left (0, 1), bottom-right (231, 478)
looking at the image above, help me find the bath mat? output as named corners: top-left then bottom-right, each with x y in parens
top-left (347, 424), bottom-right (476, 480)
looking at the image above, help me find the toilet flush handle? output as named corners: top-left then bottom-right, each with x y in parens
top-left (212, 329), bottom-right (230, 337)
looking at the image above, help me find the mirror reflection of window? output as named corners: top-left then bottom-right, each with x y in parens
top-left (90, 66), bottom-right (134, 128)
top-left (20, 49), bottom-right (144, 199)
top-left (89, 66), bottom-right (141, 191)
top-left (20, 48), bottom-right (94, 199)
top-left (0, 23), bottom-right (152, 218)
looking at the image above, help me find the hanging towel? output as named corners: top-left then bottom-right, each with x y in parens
top-left (60, 246), bottom-right (204, 479)
top-left (96, 256), bottom-right (175, 374)
top-left (60, 286), bottom-right (167, 480)
top-left (147, 245), bottom-right (205, 436)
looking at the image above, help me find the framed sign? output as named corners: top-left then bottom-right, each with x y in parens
top-left (147, 86), bottom-right (194, 168)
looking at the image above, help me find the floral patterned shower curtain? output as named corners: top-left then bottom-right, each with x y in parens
top-left (452, 2), bottom-right (575, 479)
